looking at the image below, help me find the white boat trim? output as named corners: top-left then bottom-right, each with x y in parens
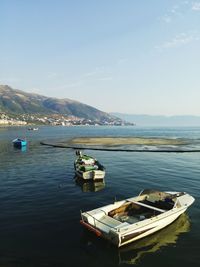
top-left (80, 189), bottom-right (195, 247)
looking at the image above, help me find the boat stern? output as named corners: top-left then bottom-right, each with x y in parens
top-left (176, 193), bottom-right (195, 209)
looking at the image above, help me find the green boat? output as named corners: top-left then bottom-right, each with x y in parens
top-left (74, 151), bottom-right (105, 181)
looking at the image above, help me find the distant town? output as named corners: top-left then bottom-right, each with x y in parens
top-left (0, 113), bottom-right (134, 126)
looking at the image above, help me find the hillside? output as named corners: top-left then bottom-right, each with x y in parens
top-left (0, 85), bottom-right (114, 121)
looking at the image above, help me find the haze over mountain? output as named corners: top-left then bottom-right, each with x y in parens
top-left (112, 113), bottom-right (200, 127)
top-left (0, 85), bottom-right (114, 121)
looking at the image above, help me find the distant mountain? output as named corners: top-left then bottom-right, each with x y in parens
top-left (0, 85), bottom-right (114, 121)
top-left (111, 113), bottom-right (200, 126)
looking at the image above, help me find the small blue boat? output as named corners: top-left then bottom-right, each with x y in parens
top-left (12, 138), bottom-right (27, 148)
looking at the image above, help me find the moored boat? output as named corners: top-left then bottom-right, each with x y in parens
top-left (80, 189), bottom-right (195, 247)
top-left (74, 151), bottom-right (105, 181)
top-left (28, 127), bottom-right (38, 131)
top-left (12, 138), bottom-right (27, 148)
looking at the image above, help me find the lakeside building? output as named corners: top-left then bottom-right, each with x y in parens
top-left (0, 119), bottom-right (27, 125)
top-left (0, 112), bottom-right (134, 127)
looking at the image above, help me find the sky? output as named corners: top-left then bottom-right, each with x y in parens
top-left (1, 0), bottom-right (200, 115)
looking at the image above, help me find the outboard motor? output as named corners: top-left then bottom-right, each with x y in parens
top-left (76, 150), bottom-right (82, 156)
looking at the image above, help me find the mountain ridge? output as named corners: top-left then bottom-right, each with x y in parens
top-left (0, 84), bottom-right (114, 121)
top-left (112, 112), bottom-right (200, 126)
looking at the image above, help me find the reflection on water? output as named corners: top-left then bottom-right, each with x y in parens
top-left (0, 140), bottom-right (27, 153)
top-left (75, 176), bottom-right (105, 192)
top-left (0, 126), bottom-right (199, 267)
top-left (21, 146), bottom-right (27, 152)
top-left (119, 213), bottom-right (190, 265)
top-left (0, 141), bottom-right (9, 153)
top-left (13, 146), bottom-right (27, 152)
top-left (80, 214), bottom-right (190, 266)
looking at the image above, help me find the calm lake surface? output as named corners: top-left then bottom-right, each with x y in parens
top-left (0, 126), bottom-right (199, 267)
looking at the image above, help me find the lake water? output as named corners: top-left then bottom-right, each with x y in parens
top-left (0, 126), bottom-right (199, 267)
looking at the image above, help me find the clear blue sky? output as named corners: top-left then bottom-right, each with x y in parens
top-left (1, 0), bottom-right (200, 115)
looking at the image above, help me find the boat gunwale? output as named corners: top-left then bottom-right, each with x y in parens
top-left (80, 190), bottom-right (194, 247)
top-left (81, 204), bottom-right (189, 245)
top-left (81, 194), bottom-right (191, 234)
top-left (118, 205), bottom-right (188, 235)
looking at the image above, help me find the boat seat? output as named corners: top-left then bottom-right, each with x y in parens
top-left (100, 215), bottom-right (122, 227)
top-left (94, 215), bottom-right (122, 233)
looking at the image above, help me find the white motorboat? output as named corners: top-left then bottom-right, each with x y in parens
top-left (74, 151), bottom-right (105, 181)
top-left (80, 189), bottom-right (195, 247)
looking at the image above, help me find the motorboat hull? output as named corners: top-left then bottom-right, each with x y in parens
top-left (116, 207), bottom-right (187, 246)
top-left (75, 169), bottom-right (105, 181)
top-left (80, 189), bottom-right (195, 247)
top-left (12, 139), bottom-right (27, 148)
